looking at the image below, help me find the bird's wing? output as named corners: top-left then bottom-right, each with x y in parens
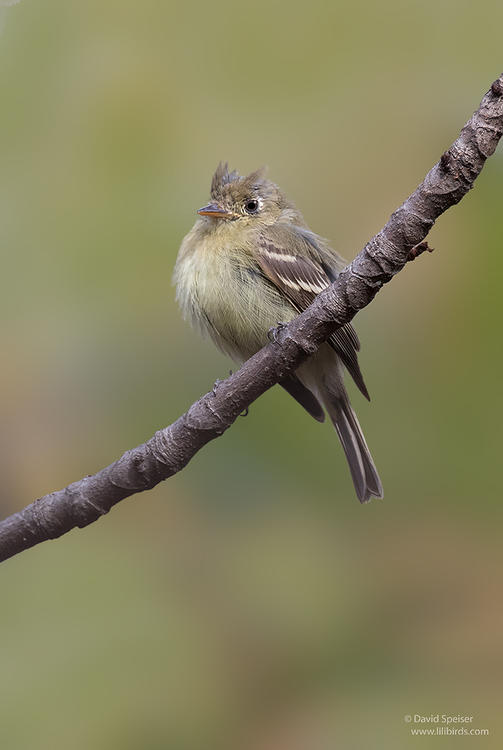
top-left (256, 225), bottom-right (370, 400)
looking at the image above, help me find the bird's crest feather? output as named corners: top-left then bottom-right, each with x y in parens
top-left (210, 163), bottom-right (268, 200)
top-left (211, 162), bottom-right (239, 198)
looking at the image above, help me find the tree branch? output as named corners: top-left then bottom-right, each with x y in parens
top-left (1, 74), bottom-right (503, 564)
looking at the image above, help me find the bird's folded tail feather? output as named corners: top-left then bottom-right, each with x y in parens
top-left (323, 387), bottom-right (383, 503)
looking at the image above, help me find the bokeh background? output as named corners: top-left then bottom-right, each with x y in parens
top-left (1, 1), bottom-right (502, 748)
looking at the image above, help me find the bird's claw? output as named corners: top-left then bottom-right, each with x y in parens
top-left (268, 321), bottom-right (288, 343)
top-left (240, 407), bottom-right (249, 417)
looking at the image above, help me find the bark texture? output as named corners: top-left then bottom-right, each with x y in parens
top-left (1, 74), bottom-right (502, 563)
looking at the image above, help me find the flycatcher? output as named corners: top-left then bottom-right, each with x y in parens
top-left (174, 163), bottom-right (383, 502)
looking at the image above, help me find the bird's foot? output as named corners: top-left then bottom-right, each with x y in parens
top-left (268, 321), bottom-right (288, 343)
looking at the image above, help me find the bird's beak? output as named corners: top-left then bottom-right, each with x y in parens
top-left (197, 202), bottom-right (232, 219)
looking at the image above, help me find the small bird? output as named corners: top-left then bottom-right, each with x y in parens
top-left (174, 163), bottom-right (383, 502)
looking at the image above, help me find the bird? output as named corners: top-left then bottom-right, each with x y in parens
top-left (174, 163), bottom-right (383, 502)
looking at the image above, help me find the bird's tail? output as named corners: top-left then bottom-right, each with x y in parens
top-left (323, 386), bottom-right (383, 503)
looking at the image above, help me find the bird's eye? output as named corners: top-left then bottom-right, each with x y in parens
top-left (244, 198), bottom-right (259, 214)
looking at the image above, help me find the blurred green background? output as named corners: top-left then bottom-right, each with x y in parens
top-left (1, 1), bottom-right (502, 748)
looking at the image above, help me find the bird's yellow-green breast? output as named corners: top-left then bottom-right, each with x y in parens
top-left (174, 221), bottom-right (295, 361)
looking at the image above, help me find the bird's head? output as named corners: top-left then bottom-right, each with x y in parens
top-left (197, 162), bottom-right (292, 229)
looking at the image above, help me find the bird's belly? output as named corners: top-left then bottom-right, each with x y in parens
top-left (184, 250), bottom-right (295, 362)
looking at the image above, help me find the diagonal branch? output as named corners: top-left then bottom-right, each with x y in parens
top-left (1, 74), bottom-right (502, 564)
